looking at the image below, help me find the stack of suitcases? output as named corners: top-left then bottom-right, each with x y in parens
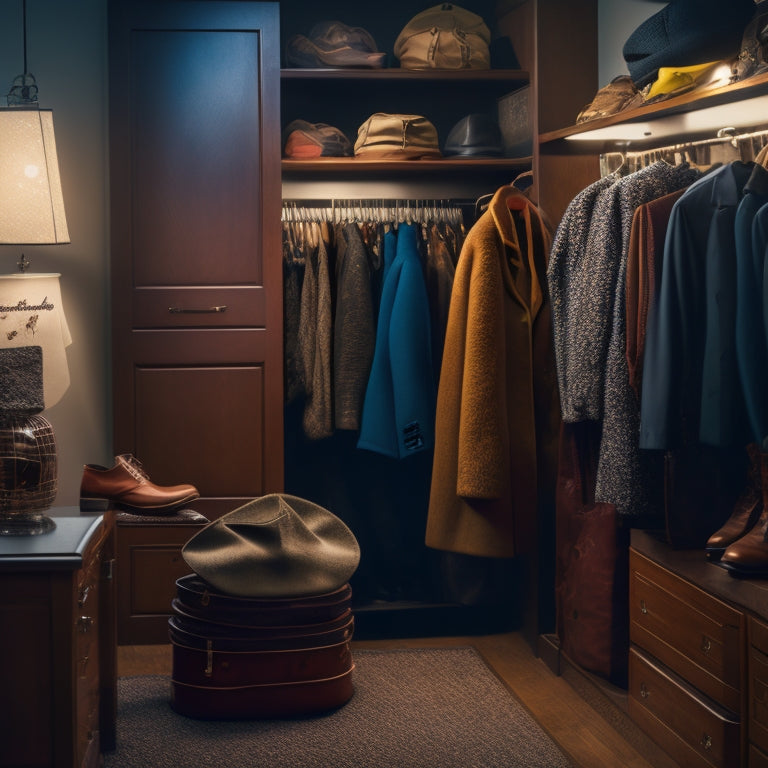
top-left (167, 493), bottom-right (361, 719)
top-left (169, 575), bottom-right (355, 719)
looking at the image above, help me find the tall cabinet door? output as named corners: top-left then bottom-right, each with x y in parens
top-left (108, 1), bottom-right (283, 518)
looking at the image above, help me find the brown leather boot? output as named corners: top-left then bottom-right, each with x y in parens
top-left (720, 449), bottom-right (768, 577)
top-left (80, 454), bottom-right (199, 513)
top-left (705, 443), bottom-right (763, 560)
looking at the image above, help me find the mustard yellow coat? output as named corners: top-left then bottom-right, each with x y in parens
top-left (425, 186), bottom-right (560, 558)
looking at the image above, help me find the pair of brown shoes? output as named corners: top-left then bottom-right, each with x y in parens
top-left (80, 454), bottom-right (199, 514)
top-left (706, 444), bottom-right (768, 577)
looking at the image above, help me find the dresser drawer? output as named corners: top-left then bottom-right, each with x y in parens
top-left (629, 647), bottom-right (740, 768)
top-left (750, 617), bottom-right (768, 757)
top-left (630, 549), bottom-right (743, 712)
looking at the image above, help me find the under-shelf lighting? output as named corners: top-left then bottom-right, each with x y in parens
top-left (566, 92), bottom-right (768, 145)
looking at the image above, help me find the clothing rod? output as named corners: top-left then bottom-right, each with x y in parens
top-left (619, 126), bottom-right (768, 158)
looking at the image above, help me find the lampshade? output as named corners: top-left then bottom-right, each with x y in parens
top-left (0, 273), bottom-right (71, 407)
top-left (0, 107), bottom-right (70, 244)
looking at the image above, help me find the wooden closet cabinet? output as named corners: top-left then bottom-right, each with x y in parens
top-left (0, 510), bottom-right (116, 768)
top-left (628, 529), bottom-right (768, 768)
top-left (108, 1), bottom-right (284, 521)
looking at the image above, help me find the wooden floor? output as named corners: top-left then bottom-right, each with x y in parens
top-left (118, 632), bottom-right (679, 768)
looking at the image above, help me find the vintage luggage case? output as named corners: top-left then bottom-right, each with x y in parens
top-left (169, 577), bottom-right (355, 719)
top-left (173, 574), bottom-right (353, 626)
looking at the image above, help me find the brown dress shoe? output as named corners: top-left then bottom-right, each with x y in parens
top-left (719, 508), bottom-right (768, 577)
top-left (80, 454), bottom-right (199, 513)
top-left (705, 443), bottom-right (763, 560)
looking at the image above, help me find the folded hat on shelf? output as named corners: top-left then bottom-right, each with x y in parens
top-left (622, 0), bottom-right (755, 87)
top-left (286, 20), bottom-right (385, 68)
top-left (354, 113), bottom-right (442, 159)
top-left (283, 120), bottom-right (353, 158)
top-left (444, 113), bottom-right (503, 157)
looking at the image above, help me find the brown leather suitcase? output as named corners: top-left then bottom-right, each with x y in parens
top-left (170, 666), bottom-right (355, 719)
top-left (174, 575), bottom-right (353, 626)
top-left (168, 579), bottom-right (355, 718)
top-left (171, 633), bottom-right (354, 687)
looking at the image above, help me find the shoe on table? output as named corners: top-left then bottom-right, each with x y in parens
top-left (80, 453), bottom-right (199, 514)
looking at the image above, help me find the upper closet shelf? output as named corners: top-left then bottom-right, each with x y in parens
top-left (540, 71), bottom-right (768, 149)
top-left (281, 68), bottom-right (529, 85)
top-left (281, 156), bottom-right (533, 175)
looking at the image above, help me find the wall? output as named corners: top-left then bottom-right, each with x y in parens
top-left (0, 0), bottom-right (110, 507)
top-left (598, 0), bottom-right (666, 86)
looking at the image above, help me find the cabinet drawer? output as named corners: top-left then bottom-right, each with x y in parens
top-left (629, 647), bottom-right (740, 768)
top-left (133, 286), bottom-right (265, 329)
top-left (750, 618), bottom-right (768, 757)
top-left (630, 549), bottom-right (743, 712)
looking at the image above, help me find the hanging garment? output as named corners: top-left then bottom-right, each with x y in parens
top-left (357, 221), bottom-right (436, 459)
top-left (547, 173), bottom-right (618, 423)
top-left (424, 221), bottom-right (458, 383)
top-left (298, 223), bottom-right (334, 440)
top-left (426, 186), bottom-right (559, 558)
top-left (592, 161), bottom-right (700, 517)
top-left (624, 187), bottom-right (687, 400)
top-left (333, 222), bottom-right (377, 432)
top-left (283, 221), bottom-right (306, 405)
top-left (735, 165), bottom-right (768, 445)
top-left (640, 161), bottom-right (755, 450)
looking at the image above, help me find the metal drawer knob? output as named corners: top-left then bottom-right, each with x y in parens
top-left (640, 600), bottom-right (648, 615)
top-left (701, 636), bottom-right (711, 653)
top-left (640, 683), bottom-right (649, 699)
top-left (701, 733), bottom-right (712, 750)
top-left (78, 615), bottom-right (94, 632)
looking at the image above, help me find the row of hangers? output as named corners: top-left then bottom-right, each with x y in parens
top-left (600, 126), bottom-right (768, 177)
top-left (281, 199), bottom-right (469, 228)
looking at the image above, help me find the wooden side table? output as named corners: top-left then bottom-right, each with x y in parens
top-left (0, 507), bottom-right (116, 768)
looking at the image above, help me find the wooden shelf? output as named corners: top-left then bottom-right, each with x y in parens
top-left (282, 156), bottom-right (532, 174)
top-left (281, 67), bottom-right (529, 84)
top-left (540, 71), bottom-right (768, 146)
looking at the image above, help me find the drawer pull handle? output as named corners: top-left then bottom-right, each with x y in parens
top-left (701, 734), bottom-right (712, 750)
top-left (640, 600), bottom-right (648, 615)
top-left (78, 585), bottom-right (90, 606)
top-left (78, 616), bottom-right (94, 632)
top-left (701, 636), bottom-right (711, 653)
top-left (169, 305), bottom-right (227, 314)
top-left (640, 683), bottom-right (649, 699)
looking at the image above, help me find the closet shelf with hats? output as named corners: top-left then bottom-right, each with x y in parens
top-left (540, 70), bottom-right (768, 148)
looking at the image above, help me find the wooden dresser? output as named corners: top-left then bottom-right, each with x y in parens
top-left (629, 528), bottom-right (768, 768)
top-left (0, 508), bottom-right (116, 768)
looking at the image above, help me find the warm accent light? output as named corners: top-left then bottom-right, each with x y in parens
top-left (0, 107), bottom-right (70, 245)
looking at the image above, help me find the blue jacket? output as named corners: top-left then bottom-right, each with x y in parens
top-left (357, 222), bottom-right (435, 458)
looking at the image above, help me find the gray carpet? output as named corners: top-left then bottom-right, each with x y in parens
top-left (105, 647), bottom-right (573, 768)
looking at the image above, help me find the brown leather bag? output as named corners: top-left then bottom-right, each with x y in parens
top-left (394, 3), bottom-right (491, 70)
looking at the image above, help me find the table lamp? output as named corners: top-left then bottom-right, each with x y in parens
top-left (0, 1), bottom-right (71, 534)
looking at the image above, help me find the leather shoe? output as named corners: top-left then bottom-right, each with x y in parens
top-left (80, 454), bottom-right (199, 513)
top-left (719, 508), bottom-right (768, 577)
top-left (705, 443), bottom-right (762, 560)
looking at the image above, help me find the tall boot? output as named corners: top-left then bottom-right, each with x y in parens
top-left (705, 443), bottom-right (762, 560)
top-left (720, 448), bottom-right (768, 577)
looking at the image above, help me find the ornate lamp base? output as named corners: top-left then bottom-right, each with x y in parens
top-left (0, 413), bottom-right (58, 536)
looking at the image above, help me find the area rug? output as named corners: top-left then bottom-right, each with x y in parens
top-left (105, 647), bottom-right (572, 768)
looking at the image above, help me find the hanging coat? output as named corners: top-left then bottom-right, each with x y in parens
top-left (425, 186), bottom-right (560, 558)
top-left (357, 222), bottom-right (436, 458)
